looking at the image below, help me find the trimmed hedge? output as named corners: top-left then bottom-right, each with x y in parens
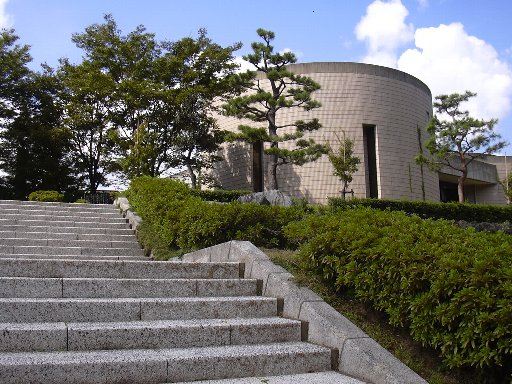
top-left (28, 190), bottom-right (65, 202)
top-left (284, 208), bottom-right (512, 381)
top-left (190, 188), bottom-right (251, 203)
top-left (125, 177), bottom-right (306, 257)
top-left (329, 197), bottom-right (512, 223)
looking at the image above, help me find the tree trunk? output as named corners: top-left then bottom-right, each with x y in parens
top-left (458, 149), bottom-right (467, 203)
top-left (458, 169), bottom-right (467, 203)
top-left (187, 163), bottom-right (197, 189)
top-left (268, 151), bottom-right (279, 190)
top-left (267, 81), bottom-right (279, 191)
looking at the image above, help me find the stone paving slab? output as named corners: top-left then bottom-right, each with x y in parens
top-left (0, 225), bottom-right (135, 235)
top-left (0, 238), bottom-right (141, 249)
top-left (0, 245), bottom-right (144, 257)
top-left (0, 318), bottom-right (302, 353)
top-left (1, 213), bottom-right (128, 223)
top-left (0, 342), bottom-right (331, 384)
top-left (0, 259), bottom-right (241, 279)
top-left (2, 276), bottom-right (251, 299)
top-left (0, 208), bottom-right (123, 219)
top-left (0, 231), bottom-right (139, 242)
top-left (0, 296), bottom-right (277, 323)
top-left (0, 219), bottom-right (129, 229)
top-left (0, 254), bottom-right (146, 261)
top-left (0, 201), bottom-right (116, 212)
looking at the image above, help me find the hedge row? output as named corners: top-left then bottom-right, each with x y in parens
top-left (284, 208), bottom-right (512, 381)
top-left (329, 197), bottom-right (512, 223)
top-left (28, 190), bottom-right (65, 202)
top-left (190, 188), bottom-right (251, 203)
top-left (125, 177), bottom-right (305, 257)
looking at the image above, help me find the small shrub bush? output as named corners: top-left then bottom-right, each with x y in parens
top-left (125, 177), bottom-right (306, 257)
top-left (329, 197), bottom-right (512, 223)
top-left (28, 190), bottom-right (65, 202)
top-left (284, 208), bottom-right (512, 381)
top-left (74, 198), bottom-right (88, 204)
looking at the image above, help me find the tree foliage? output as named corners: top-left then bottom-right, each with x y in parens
top-left (418, 91), bottom-right (507, 203)
top-left (223, 28), bottom-right (328, 190)
top-left (0, 30), bottom-right (78, 199)
top-left (161, 29), bottom-right (242, 188)
top-left (65, 16), bottom-right (241, 184)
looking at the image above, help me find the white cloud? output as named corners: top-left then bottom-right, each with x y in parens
top-left (280, 47), bottom-right (304, 60)
top-left (0, 0), bottom-right (13, 29)
top-left (355, 0), bottom-right (414, 67)
top-left (233, 56), bottom-right (255, 73)
top-left (397, 23), bottom-right (512, 121)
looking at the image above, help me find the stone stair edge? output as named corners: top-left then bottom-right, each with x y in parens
top-left (0, 342), bottom-right (331, 384)
top-left (0, 200), bottom-right (113, 207)
top-left (0, 317), bottom-right (302, 353)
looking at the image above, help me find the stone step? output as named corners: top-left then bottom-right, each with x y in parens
top-left (1, 317), bottom-right (301, 352)
top-left (0, 213), bottom-right (128, 223)
top-left (0, 219), bottom-right (129, 229)
top-left (0, 208), bottom-right (122, 219)
top-left (1, 225), bottom-right (134, 235)
top-left (0, 200), bottom-right (116, 211)
top-left (0, 259), bottom-right (240, 279)
top-left (175, 372), bottom-right (365, 384)
top-left (0, 296), bottom-right (277, 323)
top-left (0, 254), bottom-right (147, 261)
top-left (0, 231), bottom-right (138, 242)
top-left (0, 237), bottom-right (142, 249)
top-left (0, 342), bottom-right (331, 384)
top-left (0, 245), bottom-right (144, 257)
top-left (0, 277), bottom-right (260, 298)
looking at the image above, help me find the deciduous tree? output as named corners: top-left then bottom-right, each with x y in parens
top-left (58, 59), bottom-right (116, 193)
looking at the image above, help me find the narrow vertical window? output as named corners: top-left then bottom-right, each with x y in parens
top-left (363, 124), bottom-right (378, 198)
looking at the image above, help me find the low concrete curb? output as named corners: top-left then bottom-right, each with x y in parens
top-left (181, 241), bottom-right (427, 384)
top-left (114, 197), bottom-right (142, 231)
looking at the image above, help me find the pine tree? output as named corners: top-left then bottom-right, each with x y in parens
top-left (223, 28), bottom-right (328, 191)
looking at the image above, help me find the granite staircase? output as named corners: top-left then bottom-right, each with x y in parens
top-left (0, 200), bottom-right (361, 383)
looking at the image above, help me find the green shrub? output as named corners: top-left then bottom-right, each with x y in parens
top-left (329, 197), bottom-right (512, 223)
top-left (285, 208), bottom-right (512, 380)
top-left (74, 198), bottom-right (88, 204)
top-left (28, 190), bottom-right (65, 202)
top-left (125, 177), bottom-right (305, 257)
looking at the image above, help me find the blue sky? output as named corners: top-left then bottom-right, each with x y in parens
top-left (2, 0), bottom-right (512, 150)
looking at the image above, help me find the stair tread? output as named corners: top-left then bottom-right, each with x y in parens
top-left (174, 371), bottom-right (365, 384)
top-left (0, 317), bottom-right (300, 330)
top-left (0, 341), bottom-right (330, 364)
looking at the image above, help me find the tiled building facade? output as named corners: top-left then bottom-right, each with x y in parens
top-left (212, 62), bottom-right (508, 205)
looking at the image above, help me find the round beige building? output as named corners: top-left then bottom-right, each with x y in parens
top-left (212, 62), bottom-right (439, 204)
